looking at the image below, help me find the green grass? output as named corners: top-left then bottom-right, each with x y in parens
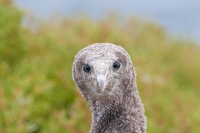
top-left (0, 1), bottom-right (200, 133)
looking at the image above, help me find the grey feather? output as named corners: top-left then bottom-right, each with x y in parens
top-left (72, 43), bottom-right (147, 133)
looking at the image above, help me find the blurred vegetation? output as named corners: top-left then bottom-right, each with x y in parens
top-left (0, 1), bottom-right (200, 133)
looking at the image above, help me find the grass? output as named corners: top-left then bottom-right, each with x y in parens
top-left (0, 1), bottom-right (200, 133)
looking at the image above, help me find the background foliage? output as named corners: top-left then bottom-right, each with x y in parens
top-left (0, 1), bottom-right (200, 133)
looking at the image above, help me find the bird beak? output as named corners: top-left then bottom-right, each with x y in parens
top-left (94, 67), bottom-right (109, 91)
top-left (90, 60), bottom-right (110, 92)
top-left (96, 73), bottom-right (107, 91)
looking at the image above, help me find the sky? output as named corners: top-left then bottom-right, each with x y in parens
top-left (15, 0), bottom-right (200, 42)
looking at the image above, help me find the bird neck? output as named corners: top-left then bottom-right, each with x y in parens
top-left (88, 78), bottom-right (146, 133)
top-left (90, 102), bottom-right (125, 133)
top-left (90, 91), bottom-right (143, 133)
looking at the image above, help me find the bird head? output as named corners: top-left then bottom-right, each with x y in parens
top-left (72, 43), bottom-right (135, 96)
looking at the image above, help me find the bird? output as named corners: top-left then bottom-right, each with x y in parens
top-left (72, 43), bottom-right (147, 133)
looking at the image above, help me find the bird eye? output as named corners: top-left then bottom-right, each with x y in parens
top-left (83, 65), bottom-right (91, 73)
top-left (113, 61), bottom-right (121, 70)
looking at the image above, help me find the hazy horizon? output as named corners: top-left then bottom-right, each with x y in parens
top-left (15, 0), bottom-right (200, 43)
